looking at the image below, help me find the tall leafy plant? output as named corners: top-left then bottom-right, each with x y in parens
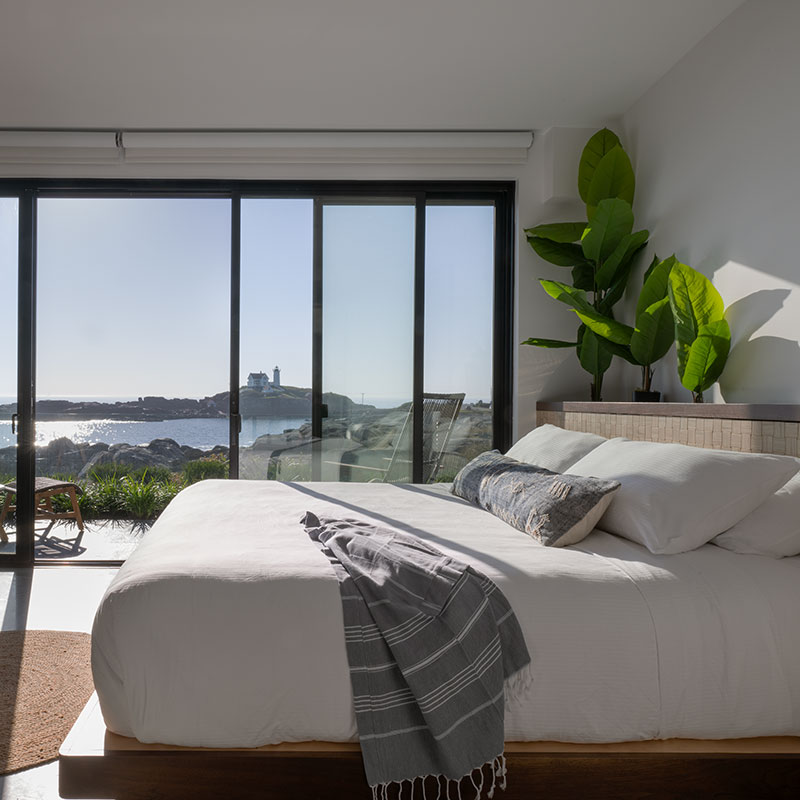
top-left (667, 261), bottom-right (731, 402)
top-left (568, 255), bottom-right (676, 394)
top-left (523, 128), bottom-right (648, 400)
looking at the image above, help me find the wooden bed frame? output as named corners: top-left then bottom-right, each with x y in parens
top-left (59, 402), bottom-right (800, 799)
top-left (59, 695), bottom-right (800, 799)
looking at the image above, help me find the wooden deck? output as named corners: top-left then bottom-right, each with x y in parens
top-left (60, 695), bottom-right (800, 799)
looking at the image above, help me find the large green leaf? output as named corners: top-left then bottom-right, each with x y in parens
top-left (575, 308), bottom-right (634, 346)
top-left (527, 236), bottom-right (589, 267)
top-left (668, 261), bottom-right (726, 378)
top-left (578, 128), bottom-right (621, 203)
top-left (581, 198), bottom-right (634, 265)
top-left (680, 320), bottom-right (731, 394)
top-left (595, 228), bottom-right (649, 289)
top-left (601, 339), bottom-right (640, 366)
top-left (586, 146), bottom-right (636, 215)
top-left (539, 279), bottom-right (594, 313)
top-left (521, 337), bottom-right (577, 348)
top-left (578, 328), bottom-right (613, 377)
top-left (571, 263), bottom-right (595, 291)
top-left (524, 222), bottom-right (587, 243)
top-left (642, 253), bottom-right (661, 284)
top-left (630, 296), bottom-right (674, 365)
top-left (600, 256), bottom-right (637, 312)
top-left (636, 255), bottom-right (675, 320)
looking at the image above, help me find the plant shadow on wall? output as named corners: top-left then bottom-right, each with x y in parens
top-left (719, 288), bottom-right (800, 402)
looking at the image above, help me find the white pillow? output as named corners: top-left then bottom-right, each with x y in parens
top-left (712, 461), bottom-right (800, 558)
top-left (566, 439), bottom-right (800, 554)
top-left (505, 424), bottom-right (607, 472)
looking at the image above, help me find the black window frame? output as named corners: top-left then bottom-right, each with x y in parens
top-left (0, 178), bottom-right (515, 567)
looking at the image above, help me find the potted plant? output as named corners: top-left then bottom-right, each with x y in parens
top-left (667, 260), bottom-right (731, 402)
top-left (523, 128), bottom-right (648, 400)
top-left (565, 255), bottom-right (676, 401)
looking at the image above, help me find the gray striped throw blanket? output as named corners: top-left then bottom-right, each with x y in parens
top-left (302, 512), bottom-right (532, 800)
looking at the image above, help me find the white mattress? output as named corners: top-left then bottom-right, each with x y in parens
top-left (91, 479), bottom-right (800, 747)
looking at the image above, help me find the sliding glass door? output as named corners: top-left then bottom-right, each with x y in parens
top-left (0, 179), bottom-right (512, 564)
top-left (34, 197), bottom-right (231, 560)
top-left (317, 201), bottom-right (416, 482)
top-left (238, 199), bottom-right (314, 480)
top-left (424, 203), bottom-right (496, 478)
top-left (0, 198), bottom-right (18, 560)
top-left (236, 189), bottom-right (509, 486)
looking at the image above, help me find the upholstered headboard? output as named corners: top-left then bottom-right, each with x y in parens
top-left (536, 402), bottom-right (800, 456)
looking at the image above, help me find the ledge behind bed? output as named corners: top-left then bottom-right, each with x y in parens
top-left (535, 402), bottom-right (800, 456)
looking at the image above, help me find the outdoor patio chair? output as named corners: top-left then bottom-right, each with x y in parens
top-left (329, 392), bottom-right (465, 483)
top-left (0, 477), bottom-right (85, 548)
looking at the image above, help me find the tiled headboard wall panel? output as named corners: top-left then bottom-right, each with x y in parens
top-left (536, 404), bottom-right (800, 456)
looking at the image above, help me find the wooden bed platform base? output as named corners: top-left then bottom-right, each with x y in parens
top-left (60, 695), bottom-right (800, 800)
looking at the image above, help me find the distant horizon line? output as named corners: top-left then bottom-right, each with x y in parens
top-left (0, 391), bottom-right (490, 409)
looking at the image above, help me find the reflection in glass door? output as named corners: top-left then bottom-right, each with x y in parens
top-left (319, 202), bottom-right (416, 482)
top-left (239, 199), bottom-right (313, 480)
top-left (0, 198), bottom-right (18, 557)
top-left (425, 204), bottom-right (495, 480)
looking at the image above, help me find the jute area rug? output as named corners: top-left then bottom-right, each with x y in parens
top-left (0, 630), bottom-right (93, 776)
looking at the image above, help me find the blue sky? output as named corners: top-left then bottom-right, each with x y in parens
top-left (1, 197), bottom-right (494, 405)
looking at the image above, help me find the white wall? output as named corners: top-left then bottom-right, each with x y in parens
top-left (516, 127), bottom-right (614, 420)
top-left (620, 0), bottom-right (800, 403)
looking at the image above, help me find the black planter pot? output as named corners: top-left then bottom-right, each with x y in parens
top-left (633, 390), bottom-right (661, 402)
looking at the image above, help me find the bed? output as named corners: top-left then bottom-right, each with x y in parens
top-left (61, 403), bottom-right (800, 799)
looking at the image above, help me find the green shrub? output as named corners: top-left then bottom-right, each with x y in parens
top-left (120, 476), bottom-right (165, 520)
top-left (157, 479), bottom-right (183, 506)
top-left (87, 463), bottom-right (175, 484)
top-left (47, 470), bottom-right (78, 483)
top-left (7, 456), bottom-right (224, 524)
top-left (87, 463), bottom-right (132, 481)
top-left (73, 471), bottom-right (183, 520)
top-left (82, 473), bottom-right (127, 518)
top-left (182, 455), bottom-right (229, 484)
top-left (130, 465), bottom-right (174, 483)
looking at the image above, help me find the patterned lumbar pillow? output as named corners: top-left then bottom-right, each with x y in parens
top-left (452, 450), bottom-right (620, 547)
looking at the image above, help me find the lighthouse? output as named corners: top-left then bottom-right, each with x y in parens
top-left (272, 366), bottom-right (281, 389)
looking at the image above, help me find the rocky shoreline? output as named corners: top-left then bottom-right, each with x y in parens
top-left (0, 436), bottom-right (230, 480)
top-left (0, 403), bottom-right (492, 481)
top-left (0, 385), bottom-right (367, 422)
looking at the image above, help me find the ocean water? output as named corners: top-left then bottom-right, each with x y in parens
top-left (0, 416), bottom-right (309, 450)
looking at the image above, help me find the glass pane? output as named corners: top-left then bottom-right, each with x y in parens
top-left (0, 198), bottom-right (18, 556)
top-left (425, 205), bottom-right (495, 480)
top-left (239, 199), bottom-right (313, 480)
top-left (321, 203), bottom-right (415, 482)
top-left (35, 198), bottom-right (230, 560)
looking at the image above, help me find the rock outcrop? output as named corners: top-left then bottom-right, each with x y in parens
top-left (78, 438), bottom-right (211, 477)
top-left (0, 437), bottom-right (230, 480)
top-left (0, 436), bottom-right (109, 477)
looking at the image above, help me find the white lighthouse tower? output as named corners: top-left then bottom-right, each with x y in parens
top-left (272, 366), bottom-right (281, 389)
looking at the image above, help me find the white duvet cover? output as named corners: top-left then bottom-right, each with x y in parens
top-left (91, 479), bottom-right (800, 747)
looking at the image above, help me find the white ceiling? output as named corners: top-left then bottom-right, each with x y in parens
top-left (0, 0), bottom-right (745, 131)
